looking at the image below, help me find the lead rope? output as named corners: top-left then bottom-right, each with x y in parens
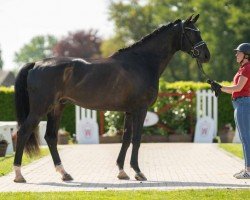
top-left (196, 59), bottom-right (212, 83)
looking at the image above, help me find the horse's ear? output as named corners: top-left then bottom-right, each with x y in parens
top-left (185, 14), bottom-right (193, 23)
top-left (192, 14), bottom-right (199, 23)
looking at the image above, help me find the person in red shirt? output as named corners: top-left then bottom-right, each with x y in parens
top-left (209, 43), bottom-right (250, 179)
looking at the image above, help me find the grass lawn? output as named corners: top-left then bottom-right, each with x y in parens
top-left (0, 148), bottom-right (50, 176)
top-left (219, 143), bottom-right (243, 159)
top-left (0, 189), bottom-right (250, 199)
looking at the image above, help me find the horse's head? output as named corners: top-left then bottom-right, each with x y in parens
top-left (180, 14), bottom-right (210, 63)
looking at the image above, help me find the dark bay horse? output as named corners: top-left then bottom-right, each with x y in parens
top-left (13, 14), bottom-right (210, 183)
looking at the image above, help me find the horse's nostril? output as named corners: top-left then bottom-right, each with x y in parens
top-left (205, 52), bottom-right (210, 60)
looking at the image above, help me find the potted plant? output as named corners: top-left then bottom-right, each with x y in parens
top-left (57, 128), bottom-right (70, 144)
top-left (0, 134), bottom-right (8, 157)
top-left (219, 123), bottom-right (235, 143)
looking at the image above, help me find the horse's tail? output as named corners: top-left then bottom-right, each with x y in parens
top-left (15, 62), bottom-right (40, 156)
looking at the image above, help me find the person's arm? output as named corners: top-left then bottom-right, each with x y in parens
top-left (221, 75), bottom-right (248, 94)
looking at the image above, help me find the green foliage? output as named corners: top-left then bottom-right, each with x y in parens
top-left (108, 0), bottom-right (250, 82)
top-left (151, 81), bottom-right (209, 135)
top-left (0, 87), bottom-right (15, 121)
top-left (109, 0), bottom-right (156, 42)
top-left (100, 35), bottom-right (126, 57)
top-left (104, 111), bottom-right (124, 132)
top-left (60, 104), bottom-right (75, 135)
top-left (14, 35), bottom-right (57, 67)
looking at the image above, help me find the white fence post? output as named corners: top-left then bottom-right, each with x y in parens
top-left (194, 90), bottom-right (218, 143)
top-left (196, 89), bottom-right (218, 135)
top-left (75, 106), bottom-right (99, 144)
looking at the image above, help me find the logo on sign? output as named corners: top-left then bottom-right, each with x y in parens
top-left (201, 121), bottom-right (211, 136)
top-left (84, 127), bottom-right (92, 138)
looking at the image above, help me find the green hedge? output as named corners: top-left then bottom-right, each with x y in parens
top-left (0, 81), bottom-right (233, 136)
top-left (0, 86), bottom-right (15, 121)
top-left (0, 86), bottom-right (76, 134)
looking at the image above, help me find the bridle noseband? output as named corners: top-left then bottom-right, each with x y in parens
top-left (179, 22), bottom-right (212, 81)
top-left (180, 22), bottom-right (207, 58)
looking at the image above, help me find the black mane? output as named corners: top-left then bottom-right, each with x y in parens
top-left (113, 19), bottom-right (181, 55)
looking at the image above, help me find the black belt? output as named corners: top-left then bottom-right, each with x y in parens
top-left (232, 96), bottom-right (250, 101)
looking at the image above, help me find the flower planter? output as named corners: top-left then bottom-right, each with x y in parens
top-left (57, 129), bottom-right (70, 145)
top-left (99, 135), bottom-right (122, 143)
top-left (219, 132), bottom-right (235, 143)
top-left (219, 124), bottom-right (234, 143)
top-left (141, 135), bottom-right (168, 143)
top-left (0, 143), bottom-right (8, 157)
top-left (58, 134), bottom-right (69, 144)
top-left (168, 134), bottom-right (192, 142)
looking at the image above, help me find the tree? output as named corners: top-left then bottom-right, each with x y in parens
top-left (0, 46), bottom-right (3, 69)
top-left (108, 0), bottom-right (250, 81)
top-left (100, 35), bottom-right (125, 57)
top-left (14, 35), bottom-right (57, 67)
top-left (53, 29), bottom-right (102, 59)
top-left (109, 0), bottom-right (156, 42)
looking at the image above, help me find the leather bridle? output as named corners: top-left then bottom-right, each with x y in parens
top-left (180, 21), bottom-right (212, 81)
top-left (180, 22), bottom-right (207, 58)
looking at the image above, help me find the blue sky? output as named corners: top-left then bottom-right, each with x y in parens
top-left (0, 0), bottom-right (114, 70)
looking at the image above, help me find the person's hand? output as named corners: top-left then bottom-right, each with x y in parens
top-left (207, 80), bottom-right (222, 97)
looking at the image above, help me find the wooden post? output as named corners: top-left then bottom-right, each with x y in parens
top-left (99, 111), bottom-right (105, 135)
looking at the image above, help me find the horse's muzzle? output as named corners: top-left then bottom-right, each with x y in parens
top-left (197, 45), bottom-right (210, 63)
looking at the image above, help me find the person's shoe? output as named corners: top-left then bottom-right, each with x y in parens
top-left (233, 169), bottom-right (245, 177)
top-left (234, 170), bottom-right (250, 179)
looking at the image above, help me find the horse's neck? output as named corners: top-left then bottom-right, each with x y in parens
top-left (132, 26), bottom-right (180, 76)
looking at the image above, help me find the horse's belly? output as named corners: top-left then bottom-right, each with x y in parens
top-left (65, 90), bottom-right (131, 111)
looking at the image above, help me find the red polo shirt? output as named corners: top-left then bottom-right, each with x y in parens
top-left (232, 62), bottom-right (250, 99)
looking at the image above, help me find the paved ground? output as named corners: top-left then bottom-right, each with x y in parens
top-left (0, 143), bottom-right (250, 192)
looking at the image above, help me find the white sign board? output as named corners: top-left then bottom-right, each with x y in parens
top-left (0, 123), bottom-right (16, 155)
top-left (143, 111), bottom-right (159, 127)
top-left (194, 117), bottom-right (215, 143)
top-left (76, 119), bottom-right (99, 144)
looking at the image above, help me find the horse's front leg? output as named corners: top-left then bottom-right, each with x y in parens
top-left (130, 108), bottom-right (147, 181)
top-left (45, 106), bottom-right (73, 181)
top-left (116, 112), bottom-right (132, 180)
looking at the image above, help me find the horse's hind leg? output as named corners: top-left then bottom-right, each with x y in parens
top-left (116, 112), bottom-right (133, 180)
top-left (14, 114), bottom-right (41, 183)
top-left (45, 104), bottom-right (73, 181)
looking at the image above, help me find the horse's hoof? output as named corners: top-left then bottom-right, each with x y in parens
top-left (117, 170), bottom-right (130, 180)
top-left (14, 175), bottom-right (26, 183)
top-left (135, 172), bottom-right (147, 181)
top-left (62, 173), bottom-right (73, 181)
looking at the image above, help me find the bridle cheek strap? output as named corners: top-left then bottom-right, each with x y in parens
top-left (180, 22), bottom-right (207, 58)
top-left (180, 22), bottom-right (211, 81)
